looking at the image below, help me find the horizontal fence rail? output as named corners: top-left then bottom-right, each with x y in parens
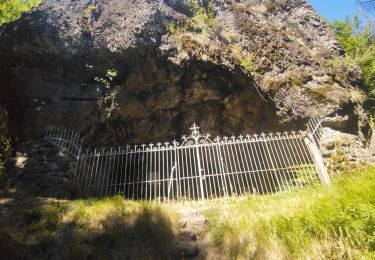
top-left (45, 118), bottom-right (329, 202)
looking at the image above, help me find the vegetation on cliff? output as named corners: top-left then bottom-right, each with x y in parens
top-left (0, 0), bottom-right (41, 27)
top-left (328, 15), bottom-right (375, 122)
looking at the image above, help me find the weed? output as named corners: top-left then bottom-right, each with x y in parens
top-left (81, 4), bottom-right (97, 32)
top-left (93, 69), bottom-right (120, 118)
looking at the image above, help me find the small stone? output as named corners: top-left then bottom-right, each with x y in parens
top-left (178, 230), bottom-right (197, 241)
top-left (175, 242), bottom-right (199, 258)
top-left (179, 220), bottom-right (187, 228)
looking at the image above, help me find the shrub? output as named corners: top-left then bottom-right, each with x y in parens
top-left (0, 0), bottom-right (42, 27)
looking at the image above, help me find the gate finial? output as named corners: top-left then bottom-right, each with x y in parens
top-left (190, 123), bottom-right (200, 137)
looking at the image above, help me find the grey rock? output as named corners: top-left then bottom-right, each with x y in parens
top-left (175, 241), bottom-right (199, 258)
top-left (0, 0), bottom-right (369, 146)
top-left (178, 230), bottom-right (197, 241)
top-left (321, 127), bottom-right (374, 163)
top-left (369, 130), bottom-right (375, 155)
top-left (49, 154), bottom-right (71, 171)
top-left (62, 179), bottom-right (79, 196)
top-left (3, 158), bottom-right (16, 172)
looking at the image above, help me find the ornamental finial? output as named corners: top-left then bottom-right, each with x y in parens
top-left (190, 123), bottom-right (200, 137)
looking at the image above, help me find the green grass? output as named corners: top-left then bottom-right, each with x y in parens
top-left (204, 165), bottom-right (375, 259)
top-left (0, 196), bottom-right (180, 259)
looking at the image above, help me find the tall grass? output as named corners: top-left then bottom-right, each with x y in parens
top-left (204, 165), bottom-right (375, 259)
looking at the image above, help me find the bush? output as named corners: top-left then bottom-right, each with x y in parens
top-left (329, 15), bottom-right (375, 100)
top-left (0, 0), bottom-right (42, 27)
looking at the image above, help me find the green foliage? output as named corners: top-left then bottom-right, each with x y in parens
top-left (232, 43), bottom-right (258, 76)
top-left (205, 165), bottom-right (375, 259)
top-left (329, 15), bottom-right (375, 98)
top-left (82, 4), bottom-right (97, 32)
top-left (93, 69), bottom-right (120, 118)
top-left (0, 0), bottom-right (41, 27)
top-left (166, 0), bottom-right (217, 36)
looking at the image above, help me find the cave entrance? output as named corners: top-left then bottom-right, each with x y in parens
top-left (46, 118), bottom-right (330, 201)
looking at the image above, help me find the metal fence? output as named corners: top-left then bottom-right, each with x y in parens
top-left (45, 125), bottom-right (83, 158)
top-left (45, 118), bottom-right (329, 202)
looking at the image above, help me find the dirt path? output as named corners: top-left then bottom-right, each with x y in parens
top-left (176, 208), bottom-right (223, 259)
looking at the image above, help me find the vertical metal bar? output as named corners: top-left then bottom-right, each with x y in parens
top-left (238, 139), bottom-right (253, 193)
top-left (122, 145), bottom-right (129, 198)
top-left (254, 135), bottom-right (271, 193)
top-left (96, 149), bottom-right (104, 195)
top-left (189, 146), bottom-right (196, 200)
top-left (83, 151), bottom-right (94, 197)
top-left (132, 148), bottom-right (137, 200)
top-left (223, 139), bottom-right (236, 195)
top-left (182, 148), bottom-right (188, 201)
top-left (117, 147), bottom-right (124, 195)
top-left (243, 138), bottom-right (259, 194)
top-left (157, 144), bottom-right (161, 202)
top-left (207, 144), bottom-right (218, 198)
top-left (99, 148), bottom-right (107, 196)
top-left (144, 147), bottom-right (149, 201)
top-left (248, 138), bottom-right (266, 194)
top-left (236, 140), bottom-right (251, 193)
top-left (176, 146), bottom-right (181, 201)
top-left (230, 138), bottom-right (246, 194)
top-left (268, 136), bottom-right (291, 192)
top-left (215, 140), bottom-right (228, 197)
top-left (91, 149), bottom-right (100, 196)
top-left (276, 136), bottom-right (293, 192)
top-left (194, 143), bottom-right (205, 201)
top-left (290, 133), bottom-right (313, 187)
top-left (284, 134), bottom-right (304, 189)
top-left (261, 134), bottom-right (282, 192)
top-left (105, 148), bottom-right (114, 197)
top-left (140, 147), bottom-right (145, 199)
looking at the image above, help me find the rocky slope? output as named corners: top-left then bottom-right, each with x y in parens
top-left (0, 0), bottom-right (371, 149)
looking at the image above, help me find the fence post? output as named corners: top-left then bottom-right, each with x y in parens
top-left (304, 135), bottom-right (330, 187)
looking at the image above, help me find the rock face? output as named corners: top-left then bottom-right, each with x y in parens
top-left (1, 140), bottom-right (78, 199)
top-left (0, 0), bottom-right (371, 147)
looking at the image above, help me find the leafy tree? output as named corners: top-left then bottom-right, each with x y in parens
top-left (329, 15), bottom-right (375, 123)
top-left (0, 0), bottom-right (41, 27)
top-left (329, 14), bottom-right (375, 125)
